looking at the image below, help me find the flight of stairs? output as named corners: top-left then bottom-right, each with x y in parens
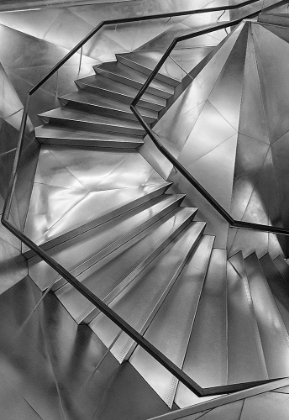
top-left (24, 34), bottom-right (289, 412)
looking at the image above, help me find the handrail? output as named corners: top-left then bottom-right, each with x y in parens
top-left (30, 0), bottom-right (262, 94)
top-left (2, 0), bottom-right (285, 402)
top-left (131, 0), bottom-right (289, 236)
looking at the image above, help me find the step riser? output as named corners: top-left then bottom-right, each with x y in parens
top-left (58, 97), bottom-right (157, 124)
top-left (51, 196), bottom-right (185, 293)
top-left (23, 184), bottom-right (171, 259)
top-left (116, 55), bottom-right (179, 87)
top-left (36, 136), bottom-right (142, 148)
top-left (39, 115), bottom-right (145, 136)
top-left (94, 67), bottom-right (172, 100)
top-left (76, 81), bottom-right (165, 112)
top-left (78, 209), bottom-right (198, 324)
top-left (117, 225), bottom-right (206, 364)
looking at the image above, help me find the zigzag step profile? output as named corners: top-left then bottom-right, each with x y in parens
top-left (55, 207), bottom-right (198, 324)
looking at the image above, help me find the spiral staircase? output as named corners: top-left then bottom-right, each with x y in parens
top-left (2, 2), bottom-right (289, 420)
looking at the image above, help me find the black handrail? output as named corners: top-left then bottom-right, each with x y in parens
top-left (2, 0), bottom-right (284, 401)
top-left (131, 0), bottom-right (289, 236)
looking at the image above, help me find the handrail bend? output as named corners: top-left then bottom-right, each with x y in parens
top-left (2, 0), bottom-right (285, 401)
top-left (131, 0), bottom-right (289, 236)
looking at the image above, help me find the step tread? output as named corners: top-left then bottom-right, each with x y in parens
top-left (129, 234), bottom-right (214, 407)
top-left (259, 253), bottom-right (289, 336)
top-left (175, 248), bottom-right (227, 409)
top-left (116, 51), bottom-right (181, 85)
top-left (28, 194), bottom-right (185, 291)
top-left (35, 125), bottom-right (144, 146)
top-left (23, 182), bottom-right (171, 258)
top-left (57, 207), bottom-right (198, 324)
top-left (76, 75), bottom-right (166, 109)
top-left (95, 61), bottom-right (174, 96)
top-left (244, 253), bottom-right (289, 378)
top-left (227, 252), bottom-right (268, 384)
top-left (89, 219), bottom-right (205, 352)
top-left (59, 90), bottom-right (158, 120)
top-left (39, 107), bottom-right (145, 132)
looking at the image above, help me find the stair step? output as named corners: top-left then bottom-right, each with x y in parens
top-left (259, 253), bottom-right (289, 336)
top-left (94, 61), bottom-right (174, 99)
top-left (38, 107), bottom-right (145, 136)
top-left (273, 255), bottom-right (289, 283)
top-left (76, 75), bottom-right (166, 111)
top-left (175, 249), bottom-right (227, 408)
top-left (129, 234), bottom-right (214, 408)
top-left (35, 125), bottom-right (144, 148)
top-left (56, 207), bottom-right (198, 325)
top-left (244, 253), bottom-right (289, 378)
top-left (89, 219), bottom-right (206, 362)
top-left (227, 252), bottom-right (268, 384)
top-left (116, 52), bottom-right (180, 87)
top-left (258, 12), bottom-right (289, 26)
top-left (23, 182), bottom-right (171, 259)
top-left (59, 90), bottom-right (158, 124)
top-left (31, 194), bottom-right (185, 292)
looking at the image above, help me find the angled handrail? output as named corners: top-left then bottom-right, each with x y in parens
top-left (2, 0), bottom-right (285, 402)
top-left (131, 0), bottom-right (289, 236)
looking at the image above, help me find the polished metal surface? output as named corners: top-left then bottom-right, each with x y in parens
top-left (90, 218), bottom-right (205, 356)
top-left (24, 146), bottom-right (166, 245)
top-left (175, 249), bottom-right (227, 408)
top-left (227, 252), bottom-right (268, 383)
top-left (59, 90), bottom-right (158, 123)
top-left (57, 207), bottom-right (197, 323)
top-left (76, 74), bottom-right (167, 111)
top-left (28, 194), bottom-right (185, 291)
top-left (244, 253), bottom-right (289, 378)
top-left (259, 253), bottom-right (289, 335)
top-left (130, 234), bottom-right (214, 407)
top-left (2, 1), bottom-right (289, 417)
top-left (35, 125), bottom-right (145, 148)
top-left (95, 61), bottom-right (174, 99)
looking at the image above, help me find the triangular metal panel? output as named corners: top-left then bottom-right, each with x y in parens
top-left (252, 22), bottom-right (289, 143)
top-left (238, 28), bottom-right (270, 145)
top-left (208, 22), bottom-right (249, 131)
top-left (178, 100), bottom-right (236, 167)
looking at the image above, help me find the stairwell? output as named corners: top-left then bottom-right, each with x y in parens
top-left (3, 2), bottom-right (289, 420)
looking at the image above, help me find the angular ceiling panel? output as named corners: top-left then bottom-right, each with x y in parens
top-left (178, 100), bottom-right (236, 167)
top-left (231, 134), bottom-right (269, 221)
top-left (238, 29), bottom-right (270, 144)
top-left (188, 134), bottom-right (238, 212)
top-left (208, 22), bottom-right (249, 130)
top-left (271, 132), bottom-right (289, 229)
top-left (252, 23), bottom-right (289, 143)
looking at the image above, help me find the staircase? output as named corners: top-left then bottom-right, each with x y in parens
top-left (20, 38), bottom-right (289, 413)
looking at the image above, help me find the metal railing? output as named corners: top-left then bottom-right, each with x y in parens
top-left (1, 0), bottom-right (285, 401)
top-left (131, 0), bottom-right (289, 236)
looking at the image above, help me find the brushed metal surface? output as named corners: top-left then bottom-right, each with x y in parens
top-left (244, 253), bottom-right (289, 378)
top-left (130, 235), bottom-right (214, 407)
